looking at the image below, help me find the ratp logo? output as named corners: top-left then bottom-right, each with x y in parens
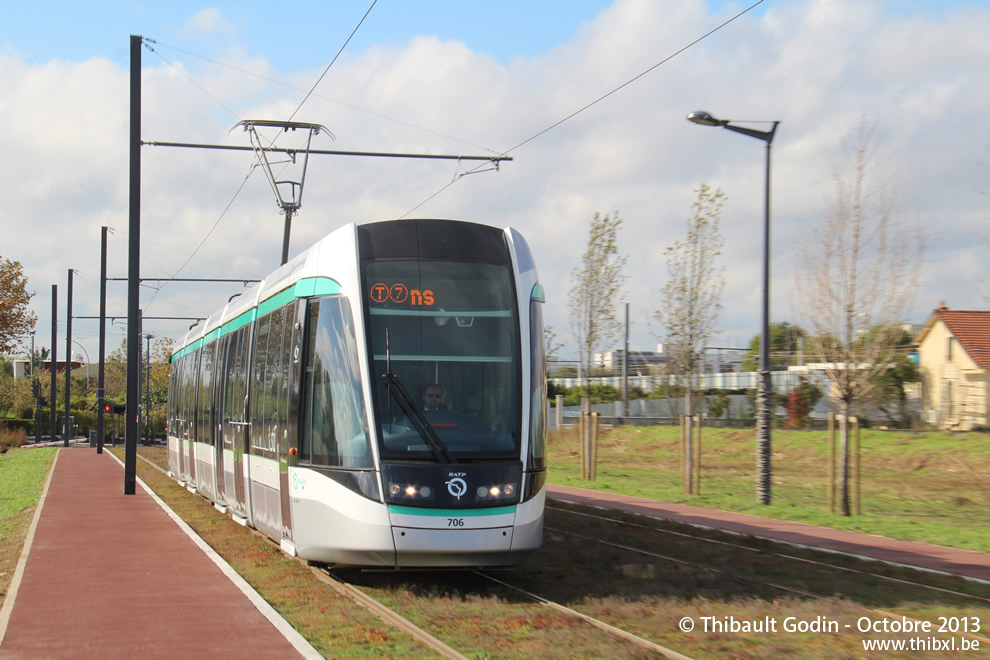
top-left (446, 477), bottom-right (467, 500)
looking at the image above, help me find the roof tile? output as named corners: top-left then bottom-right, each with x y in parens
top-left (938, 310), bottom-right (990, 369)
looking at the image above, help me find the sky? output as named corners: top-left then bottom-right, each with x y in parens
top-left (2, 0), bottom-right (990, 366)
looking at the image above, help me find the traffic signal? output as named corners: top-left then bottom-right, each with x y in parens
top-left (103, 403), bottom-right (112, 414)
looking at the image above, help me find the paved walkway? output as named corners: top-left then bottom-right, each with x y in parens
top-left (547, 484), bottom-right (990, 583)
top-left (0, 447), bottom-right (320, 659)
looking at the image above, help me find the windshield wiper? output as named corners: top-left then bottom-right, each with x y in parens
top-left (382, 372), bottom-right (457, 464)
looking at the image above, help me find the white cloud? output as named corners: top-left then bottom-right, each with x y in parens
top-left (182, 8), bottom-right (234, 39)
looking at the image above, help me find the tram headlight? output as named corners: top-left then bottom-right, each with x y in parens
top-left (476, 483), bottom-right (517, 500)
top-left (387, 482), bottom-right (436, 502)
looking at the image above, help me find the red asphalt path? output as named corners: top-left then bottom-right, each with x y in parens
top-left (0, 448), bottom-right (319, 659)
top-left (548, 484), bottom-right (990, 583)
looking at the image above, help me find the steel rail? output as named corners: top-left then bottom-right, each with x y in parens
top-left (473, 570), bottom-right (693, 660)
top-left (311, 567), bottom-right (469, 660)
top-left (545, 523), bottom-right (990, 647)
top-left (547, 505), bottom-right (990, 604)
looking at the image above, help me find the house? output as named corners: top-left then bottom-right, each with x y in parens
top-left (12, 358), bottom-right (86, 379)
top-left (913, 303), bottom-right (990, 430)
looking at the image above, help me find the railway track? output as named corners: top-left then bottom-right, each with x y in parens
top-left (471, 570), bottom-right (691, 659)
top-left (546, 504), bottom-right (990, 604)
top-left (324, 564), bottom-right (691, 659)
top-left (546, 503), bottom-right (990, 646)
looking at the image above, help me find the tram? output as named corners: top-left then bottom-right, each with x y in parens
top-left (166, 219), bottom-right (547, 567)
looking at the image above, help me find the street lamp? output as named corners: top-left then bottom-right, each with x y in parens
top-left (687, 110), bottom-right (779, 505)
top-left (144, 333), bottom-right (155, 444)
top-left (71, 341), bottom-right (91, 390)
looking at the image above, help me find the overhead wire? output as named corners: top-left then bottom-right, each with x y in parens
top-left (143, 168), bottom-right (256, 308)
top-left (400, 0), bottom-right (766, 219)
top-left (108, 224), bottom-right (264, 280)
top-left (137, 0), bottom-right (378, 310)
top-left (141, 40), bottom-right (241, 121)
top-left (143, 39), bottom-right (498, 153)
top-left (287, 0), bottom-right (378, 123)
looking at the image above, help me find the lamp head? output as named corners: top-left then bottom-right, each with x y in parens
top-left (686, 110), bottom-right (729, 127)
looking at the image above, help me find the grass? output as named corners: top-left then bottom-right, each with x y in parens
top-left (547, 425), bottom-right (990, 553)
top-left (0, 447), bottom-right (56, 608)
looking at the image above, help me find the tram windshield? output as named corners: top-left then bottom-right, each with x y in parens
top-left (364, 260), bottom-right (521, 462)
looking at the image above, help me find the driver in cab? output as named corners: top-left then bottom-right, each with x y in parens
top-left (422, 383), bottom-right (447, 411)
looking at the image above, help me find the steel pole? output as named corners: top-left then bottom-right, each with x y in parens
top-left (125, 35), bottom-right (142, 494)
top-left (97, 226), bottom-right (107, 454)
top-left (63, 269), bottom-right (73, 447)
top-left (755, 139), bottom-right (773, 505)
top-left (622, 302), bottom-right (629, 418)
top-left (50, 285), bottom-right (57, 443)
top-left (32, 332), bottom-right (39, 443)
top-left (145, 332), bottom-right (153, 444)
top-left (281, 212), bottom-right (292, 265)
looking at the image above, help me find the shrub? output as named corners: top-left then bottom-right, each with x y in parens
top-left (0, 424), bottom-right (27, 453)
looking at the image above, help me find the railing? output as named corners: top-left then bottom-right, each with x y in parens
top-left (549, 370), bottom-right (817, 392)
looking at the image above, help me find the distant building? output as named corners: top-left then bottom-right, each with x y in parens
top-left (913, 303), bottom-right (990, 430)
top-left (12, 359), bottom-right (87, 380)
top-left (594, 344), bottom-right (745, 374)
top-left (594, 346), bottom-right (669, 371)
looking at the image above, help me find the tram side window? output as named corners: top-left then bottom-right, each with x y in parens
top-left (251, 307), bottom-right (292, 454)
top-left (181, 351), bottom-right (198, 441)
top-left (224, 326), bottom-right (250, 429)
top-left (167, 356), bottom-right (179, 435)
top-left (268, 307), bottom-right (288, 450)
top-left (529, 298), bottom-right (547, 470)
top-left (250, 314), bottom-right (272, 452)
top-left (276, 304), bottom-right (294, 451)
top-left (301, 296), bottom-right (372, 469)
top-left (197, 341), bottom-right (215, 447)
top-left (213, 334), bottom-right (230, 439)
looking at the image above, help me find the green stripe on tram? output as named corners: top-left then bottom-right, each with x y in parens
top-left (388, 505), bottom-right (516, 518)
top-left (171, 276), bottom-right (342, 361)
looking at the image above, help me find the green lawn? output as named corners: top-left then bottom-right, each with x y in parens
top-left (547, 425), bottom-right (990, 553)
top-left (0, 448), bottom-right (56, 540)
top-left (0, 447), bottom-right (56, 607)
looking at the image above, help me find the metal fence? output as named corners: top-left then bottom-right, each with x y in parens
top-left (548, 396), bottom-right (916, 431)
top-left (550, 370), bottom-right (814, 393)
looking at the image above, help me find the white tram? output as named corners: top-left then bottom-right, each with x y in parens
top-left (167, 219), bottom-right (547, 567)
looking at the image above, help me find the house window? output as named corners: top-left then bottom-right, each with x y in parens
top-left (947, 336), bottom-right (954, 362)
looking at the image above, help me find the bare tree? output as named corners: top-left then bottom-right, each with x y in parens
top-left (655, 184), bottom-right (726, 492)
top-left (794, 120), bottom-right (924, 516)
top-left (568, 211), bottom-right (627, 399)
